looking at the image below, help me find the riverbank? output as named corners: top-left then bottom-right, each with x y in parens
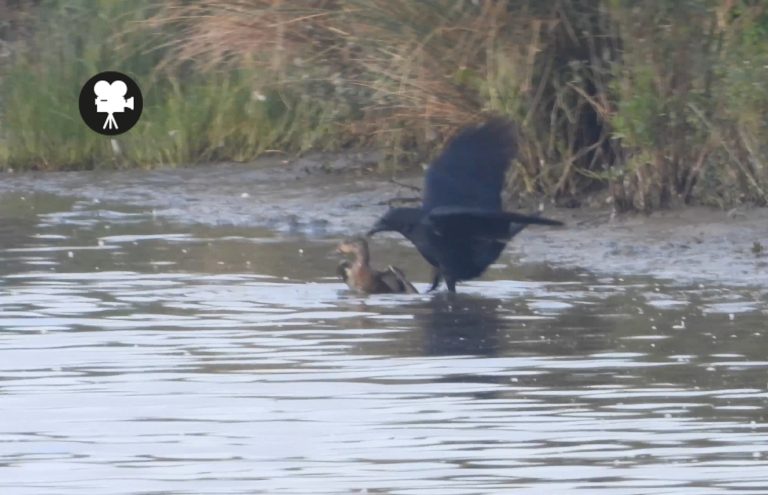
top-left (1, 155), bottom-right (767, 287)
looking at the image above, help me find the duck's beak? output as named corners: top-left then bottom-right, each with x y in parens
top-left (329, 244), bottom-right (343, 257)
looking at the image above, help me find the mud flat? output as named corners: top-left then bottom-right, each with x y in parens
top-left (1, 154), bottom-right (767, 287)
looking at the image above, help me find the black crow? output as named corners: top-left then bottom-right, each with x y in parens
top-left (367, 118), bottom-right (562, 292)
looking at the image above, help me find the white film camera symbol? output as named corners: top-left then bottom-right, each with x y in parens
top-left (94, 80), bottom-right (134, 130)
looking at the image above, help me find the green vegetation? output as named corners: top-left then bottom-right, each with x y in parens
top-left (1, 0), bottom-right (767, 211)
top-left (0, 1), bottom-right (346, 170)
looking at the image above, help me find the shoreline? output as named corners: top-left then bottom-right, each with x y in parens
top-left (1, 155), bottom-right (767, 287)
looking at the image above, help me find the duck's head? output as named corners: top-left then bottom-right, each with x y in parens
top-left (336, 236), bottom-right (368, 256)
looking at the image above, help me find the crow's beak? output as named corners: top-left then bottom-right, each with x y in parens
top-left (367, 221), bottom-right (385, 237)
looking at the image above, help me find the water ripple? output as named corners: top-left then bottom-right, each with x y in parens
top-left (1, 197), bottom-right (767, 494)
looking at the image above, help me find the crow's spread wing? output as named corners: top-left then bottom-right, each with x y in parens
top-left (428, 207), bottom-right (562, 241)
top-left (422, 118), bottom-right (517, 212)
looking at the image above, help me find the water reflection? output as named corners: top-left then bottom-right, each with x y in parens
top-left (1, 192), bottom-right (768, 495)
top-left (412, 294), bottom-right (507, 356)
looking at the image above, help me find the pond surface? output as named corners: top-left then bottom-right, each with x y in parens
top-left (1, 193), bottom-right (767, 494)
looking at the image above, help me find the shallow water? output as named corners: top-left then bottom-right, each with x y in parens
top-left (1, 193), bottom-right (767, 494)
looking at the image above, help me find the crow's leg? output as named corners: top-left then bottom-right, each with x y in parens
top-left (445, 277), bottom-right (457, 293)
top-left (428, 267), bottom-right (443, 292)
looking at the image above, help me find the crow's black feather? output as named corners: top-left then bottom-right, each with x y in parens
top-left (368, 118), bottom-right (562, 292)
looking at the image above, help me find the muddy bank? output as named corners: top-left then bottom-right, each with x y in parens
top-left (1, 154), bottom-right (767, 287)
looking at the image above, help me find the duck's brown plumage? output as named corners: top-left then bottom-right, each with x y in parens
top-left (336, 237), bottom-right (417, 294)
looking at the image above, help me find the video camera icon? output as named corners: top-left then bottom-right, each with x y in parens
top-left (79, 71), bottom-right (143, 136)
top-left (94, 80), bottom-right (134, 130)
